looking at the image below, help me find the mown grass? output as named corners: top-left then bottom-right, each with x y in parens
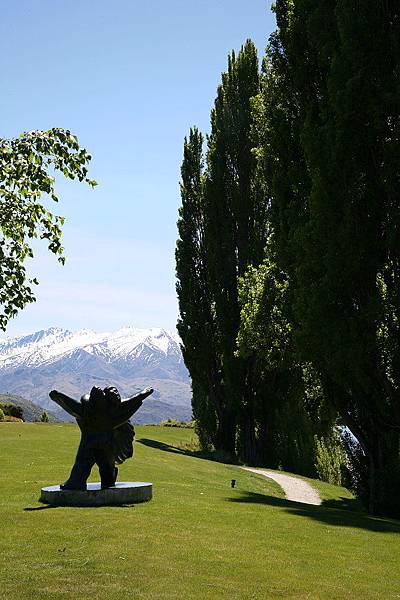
top-left (1, 423), bottom-right (400, 599)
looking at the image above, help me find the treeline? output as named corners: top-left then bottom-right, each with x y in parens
top-left (176, 1), bottom-right (400, 517)
top-left (0, 402), bottom-right (24, 421)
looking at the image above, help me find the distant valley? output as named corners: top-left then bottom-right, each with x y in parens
top-left (0, 326), bottom-right (192, 423)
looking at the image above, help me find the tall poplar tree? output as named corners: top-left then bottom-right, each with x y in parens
top-left (204, 40), bottom-right (268, 460)
top-left (265, 0), bottom-right (400, 516)
top-left (176, 128), bottom-right (220, 449)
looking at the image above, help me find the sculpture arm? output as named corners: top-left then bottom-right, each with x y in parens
top-left (49, 390), bottom-right (83, 419)
top-left (115, 387), bottom-right (153, 424)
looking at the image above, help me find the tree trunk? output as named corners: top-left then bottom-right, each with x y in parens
top-left (215, 407), bottom-right (237, 458)
top-left (368, 430), bottom-right (400, 518)
top-left (240, 402), bottom-right (258, 465)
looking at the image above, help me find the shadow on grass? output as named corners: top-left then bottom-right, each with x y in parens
top-left (137, 437), bottom-right (238, 464)
top-left (24, 503), bottom-right (135, 511)
top-left (227, 491), bottom-right (400, 533)
top-left (24, 505), bottom-right (60, 511)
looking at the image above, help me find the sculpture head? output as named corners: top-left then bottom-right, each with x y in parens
top-left (103, 386), bottom-right (121, 409)
top-left (88, 386), bottom-right (105, 410)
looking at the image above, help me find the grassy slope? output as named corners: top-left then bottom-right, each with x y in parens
top-left (1, 423), bottom-right (399, 600)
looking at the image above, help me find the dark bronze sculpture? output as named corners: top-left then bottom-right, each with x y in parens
top-left (49, 385), bottom-right (153, 491)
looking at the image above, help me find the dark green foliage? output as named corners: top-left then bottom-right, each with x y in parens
top-left (264, 0), bottom-right (400, 516)
top-left (204, 40), bottom-right (268, 461)
top-left (176, 41), bottom-right (269, 460)
top-left (314, 429), bottom-right (346, 486)
top-left (40, 411), bottom-right (49, 423)
top-left (0, 402), bottom-right (24, 420)
top-left (237, 257), bottom-right (339, 476)
top-left (0, 128), bottom-right (96, 330)
top-left (176, 128), bottom-right (220, 451)
top-left (237, 258), bottom-right (301, 470)
top-left (177, 5), bottom-right (400, 517)
top-left (177, 37), bottom-right (339, 474)
top-left (160, 419), bottom-right (195, 428)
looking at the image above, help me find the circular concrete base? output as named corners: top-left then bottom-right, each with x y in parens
top-left (40, 482), bottom-right (152, 506)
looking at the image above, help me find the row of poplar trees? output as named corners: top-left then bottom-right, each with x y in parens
top-left (175, 1), bottom-right (400, 518)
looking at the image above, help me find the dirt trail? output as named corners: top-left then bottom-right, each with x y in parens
top-left (243, 467), bottom-right (322, 506)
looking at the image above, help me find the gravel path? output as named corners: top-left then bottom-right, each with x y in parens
top-left (242, 467), bottom-right (322, 506)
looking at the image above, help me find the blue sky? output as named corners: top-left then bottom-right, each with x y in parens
top-left (1, 1), bottom-right (275, 336)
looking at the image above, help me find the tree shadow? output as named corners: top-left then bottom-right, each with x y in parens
top-left (138, 437), bottom-right (400, 531)
top-left (227, 491), bottom-right (400, 533)
top-left (137, 437), bottom-right (237, 464)
top-left (138, 438), bottom-right (186, 455)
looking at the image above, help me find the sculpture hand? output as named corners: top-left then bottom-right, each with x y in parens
top-left (48, 389), bottom-right (83, 418)
top-left (113, 387), bottom-right (154, 425)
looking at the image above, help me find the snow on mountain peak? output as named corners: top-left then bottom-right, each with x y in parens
top-left (0, 325), bottom-right (182, 371)
top-left (0, 324), bottom-right (192, 423)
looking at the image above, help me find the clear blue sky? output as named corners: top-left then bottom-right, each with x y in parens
top-left (1, 1), bottom-right (275, 336)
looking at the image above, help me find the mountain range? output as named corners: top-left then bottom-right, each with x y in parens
top-left (0, 326), bottom-right (192, 423)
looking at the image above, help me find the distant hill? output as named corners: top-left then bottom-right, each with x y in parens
top-left (0, 326), bottom-right (192, 423)
top-left (0, 393), bottom-right (59, 422)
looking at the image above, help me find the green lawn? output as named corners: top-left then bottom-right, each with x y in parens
top-left (1, 423), bottom-right (400, 599)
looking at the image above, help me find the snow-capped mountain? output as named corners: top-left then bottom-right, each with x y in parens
top-left (0, 326), bottom-right (192, 423)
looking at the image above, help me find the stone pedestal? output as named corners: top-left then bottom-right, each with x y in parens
top-left (40, 482), bottom-right (152, 506)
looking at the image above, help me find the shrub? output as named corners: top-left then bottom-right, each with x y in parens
top-left (0, 407), bottom-right (4, 421)
top-left (341, 430), bottom-right (369, 508)
top-left (40, 411), bottom-right (49, 423)
top-left (160, 419), bottom-right (195, 428)
top-left (314, 429), bottom-right (347, 486)
top-left (0, 403), bottom-right (24, 421)
top-left (161, 418), bottom-right (179, 427)
top-left (177, 437), bottom-right (200, 452)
